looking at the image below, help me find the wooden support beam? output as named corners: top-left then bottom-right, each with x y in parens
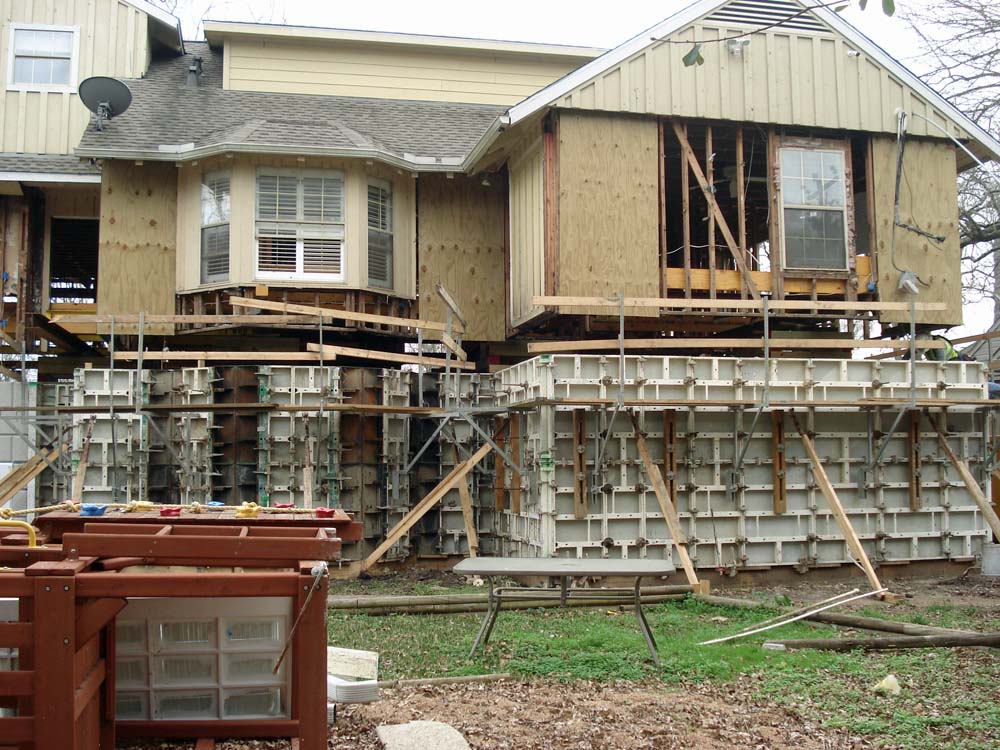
top-left (434, 331), bottom-right (468, 361)
top-left (0, 362), bottom-right (21, 382)
top-left (115, 351), bottom-right (327, 362)
top-left (494, 417), bottom-right (507, 512)
top-left (572, 409), bottom-right (588, 519)
top-left (706, 126), bottom-right (716, 299)
top-left (307, 343), bottom-right (475, 370)
top-left (509, 415), bottom-right (522, 515)
top-left (791, 413), bottom-right (884, 593)
top-left (767, 632), bottom-right (1000, 652)
top-left (532, 295), bottom-right (948, 313)
top-left (229, 296), bottom-right (463, 334)
top-left (453, 447), bottom-right (478, 558)
top-left (302, 425), bottom-right (314, 510)
top-left (71, 419), bottom-right (94, 503)
top-left (50, 314), bottom-right (328, 326)
top-left (629, 411), bottom-right (703, 590)
top-left (74, 598), bottom-right (126, 647)
top-left (672, 120), bottom-right (760, 300)
top-left (363, 441), bottom-right (495, 570)
top-left (526, 338), bottom-right (945, 354)
top-left (0, 444), bottom-right (63, 507)
top-left (735, 127), bottom-right (749, 299)
top-left (767, 127), bottom-right (784, 299)
top-left (663, 410), bottom-right (678, 503)
top-left (771, 410), bottom-right (787, 514)
top-left (681, 122), bottom-right (692, 299)
top-left (909, 411), bottom-right (922, 512)
top-left (931, 415), bottom-right (1000, 541)
top-left (657, 119), bottom-right (668, 295)
top-left (435, 284), bottom-right (468, 330)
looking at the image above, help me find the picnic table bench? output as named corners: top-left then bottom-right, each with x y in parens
top-left (453, 557), bottom-right (675, 665)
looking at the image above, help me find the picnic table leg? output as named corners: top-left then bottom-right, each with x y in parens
top-left (633, 577), bottom-right (660, 665)
top-left (470, 576), bottom-right (501, 658)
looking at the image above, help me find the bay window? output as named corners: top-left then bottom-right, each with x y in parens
top-left (200, 172), bottom-right (230, 284)
top-left (779, 146), bottom-right (849, 270)
top-left (255, 169), bottom-right (345, 281)
top-left (367, 180), bottom-right (393, 288)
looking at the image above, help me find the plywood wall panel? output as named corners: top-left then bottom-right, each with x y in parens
top-left (417, 174), bottom-right (506, 342)
top-left (556, 111), bottom-right (659, 308)
top-left (871, 137), bottom-right (962, 326)
top-left (97, 161), bottom-right (176, 333)
top-left (556, 21), bottom-right (972, 146)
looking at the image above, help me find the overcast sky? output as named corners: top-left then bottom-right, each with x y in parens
top-left (162, 0), bottom-right (991, 339)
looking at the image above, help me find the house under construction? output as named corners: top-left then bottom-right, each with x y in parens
top-left (2, 0), bottom-right (1000, 588)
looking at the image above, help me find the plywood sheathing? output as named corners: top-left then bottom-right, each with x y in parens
top-left (417, 174), bottom-right (506, 342)
top-left (556, 111), bottom-right (660, 316)
top-left (96, 161), bottom-right (177, 335)
top-left (872, 138), bottom-right (962, 326)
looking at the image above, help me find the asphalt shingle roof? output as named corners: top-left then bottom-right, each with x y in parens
top-left (76, 42), bottom-right (505, 165)
top-left (0, 153), bottom-right (99, 176)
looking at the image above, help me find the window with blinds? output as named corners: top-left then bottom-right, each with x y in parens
top-left (201, 173), bottom-right (231, 284)
top-left (367, 181), bottom-right (393, 289)
top-left (255, 170), bottom-right (345, 281)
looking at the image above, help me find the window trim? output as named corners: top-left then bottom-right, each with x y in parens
top-left (253, 167), bottom-right (347, 283)
top-left (200, 170), bottom-right (231, 285)
top-left (777, 138), bottom-right (855, 275)
top-left (6, 23), bottom-right (80, 93)
top-left (366, 177), bottom-right (394, 290)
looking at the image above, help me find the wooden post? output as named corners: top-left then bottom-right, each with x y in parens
top-left (791, 413), bottom-right (884, 593)
top-left (736, 127), bottom-right (749, 298)
top-left (33, 575), bottom-right (77, 750)
top-left (767, 127), bottom-right (784, 300)
top-left (629, 412), bottom-right (703, 590)
top-left (663, 410), bottom-right (677, 503)
top-left (908, 411), bottom-right (922, 511)
top-left (771, 410), bottom-right (787, 514)
top-left (657, 119), bottom-right (668, 295)
top-left (494, 417), bottom-right (507, 512)
top-left (572, 409), bottom-right (588, 519)
top-left (293, 566), bottom-right (328, 750)
top-left (706, 125), bottom-right (716, 299)
top-left (931, 415), bottom-right (1000, 541)
top-left (681, 122), bottom-right (692, 299)
top-left (509, 415), bottom-right (522, 515)
top-left (302, 423), bottom-right (314, 510)
top-left (363, 441), bottom-right (495, 569)
top-left (454, 446), bottom-right (478, 557)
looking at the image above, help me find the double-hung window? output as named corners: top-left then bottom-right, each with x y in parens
top-left (200, 172), bottom-right (230, 284)
top-left (367, 180), bottom-right (393, 289)
top-left (779, 146), bottom-right (849, 270)
top-left (255, 170), bottom-right (345, 281)
top-left (8, 24), bottom-right (78, 91)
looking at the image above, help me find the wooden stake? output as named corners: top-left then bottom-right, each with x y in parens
top-left (790, 413), bottom-right (884, 593)
top-left (71, 419), bottom-right (95, 503)
top-left (931, 415), bottom-right (1000, 541)
top-left (908, 411), bottom-right (922, 512)
top-left (572, 409), bottom-right (588, 519)
top-left (629, 411), bottom-right (703, 590)
top-left (454, 446), bottom-right (478, 557)
top-left (771, 410), bottom-right (787, 514)
top-left (672, 121), bottom-right (760, 300)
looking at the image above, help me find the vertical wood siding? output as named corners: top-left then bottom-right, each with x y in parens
top-left (508, 138), bottom-right (545, 326)
top-left (0, 0), bottom-right (149, 155)
top-left (556, 23), bottom-right (967, 143)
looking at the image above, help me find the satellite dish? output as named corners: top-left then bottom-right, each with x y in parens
top-left (78, 76), bottom-right (132, 131)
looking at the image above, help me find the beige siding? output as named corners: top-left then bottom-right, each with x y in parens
top-left (872, 138), bottom-right (962, 326)
top-left (176, 155), bottom-right (417, 299)
top-left (556, 111), bottom-right (660, 310)
top-left (557, 23), bottom-right (967, 143)
top-left (225, 37), bottom-right (588, 105)
top-left (509, 137), bottom-right (544, 327)
top-left (0, 0), bottom-right (149, 156)
top-left (417, 173), bottom-right (505, 341)
top-left (97, 161), bottom-right (176, 334)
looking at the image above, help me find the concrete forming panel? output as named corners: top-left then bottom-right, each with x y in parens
top-left (0, 381), bottom-right (38, 513)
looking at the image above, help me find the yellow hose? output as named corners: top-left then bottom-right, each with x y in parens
top-left (0, 520), bottom-right (38, 547)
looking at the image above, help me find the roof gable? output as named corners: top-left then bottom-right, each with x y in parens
top-left (501, 0), bottom-right (1000, 163)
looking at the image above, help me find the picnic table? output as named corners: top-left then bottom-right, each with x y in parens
top-left (453, 557), bottom-right (675, 665)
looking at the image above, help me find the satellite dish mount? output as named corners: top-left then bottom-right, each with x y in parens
top-left (78, 76), bottom-right (133, 132)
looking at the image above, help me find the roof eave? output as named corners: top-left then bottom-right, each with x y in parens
top-left (74, 142), bottom-right (467, 173)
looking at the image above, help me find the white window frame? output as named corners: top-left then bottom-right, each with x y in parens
top-left (200, 171), bottom-right (231, 285)
top-left (778, 144), bottom-right (851, 273)
top-left (6, 23), bottom-right (80, 93)
top-left (254, 168), bottom-right (346, 283)
top-left (366, 177), bottom-right (394, 290)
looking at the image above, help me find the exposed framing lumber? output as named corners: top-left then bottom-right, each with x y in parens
top-left (672, 120), bottom-right (759, 300)
top-left (229, 296), bottom-right (464, 335)
top-left (526, 338), bottom-right (946, 354)
top-left (771, 410), bottom-right (787, 514)
top-left (532, 295), bottom-right (948, 312)
top-left (71, 419), bottom-right (95, 503)
top-left (435, 283), bottom-right (469, 329)
top-left (628, 412), bottom-right (703, 591)
top-left (363, 440), bottom-right (496, 570)
top-left (930, 415), bottom-right (1000, 540)
top-left (908, 411), bottom-right (922, 512)
top-left (572, 409), bottom-right (588, 519)
top-left (453, 446), bottom-right (478, 558)
top-left (663, 410), bottom-right (678, 503)
top-left (657, 119), bottom-right (668, 295)
top-left (114, 351), bottom-right (330, 363)
top-left (681, 122), bottom-right (692, 299)
top-left (706, 125), bottom-right (716, 299)
top-left (0, 362), bottom-right (21, 382)
top-left (509, 414), bottom-right (522, 514)
top-left (790, 413), bottom-right (885, 593)
top-left (434, 331), bottom-right (468, 361)
top-left (307, 343), bottom-right (475, 370)
top-left (767, 127), bottom-right (784, 299)
top-left (50, 314), bottom-right (328, 326)
top-left (735, 127), bottom-right (749, 299)
top-left (0, 444), bottom-right (64, 506)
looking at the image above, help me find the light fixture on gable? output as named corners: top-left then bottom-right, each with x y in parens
top-left (726, 38), bottom-right (750, 56)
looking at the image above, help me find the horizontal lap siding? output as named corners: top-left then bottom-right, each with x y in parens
top-left (0, 0), bottom-right (149, 154)
top-left (225, 39), bottom-right (587, 105)
top-left (556, 22), bottom-right (968, 143)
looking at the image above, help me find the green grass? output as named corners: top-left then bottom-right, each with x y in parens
top-left (327, 595), bottom-right (1000, 749)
